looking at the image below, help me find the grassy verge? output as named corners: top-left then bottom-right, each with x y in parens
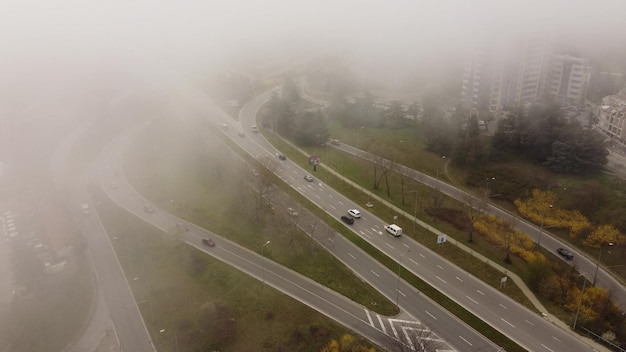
top-left (4, 254), bottom-right (94, 352)
top-left (223, 130), bottom-right (525, 351)
top-left (264, 132), bottom-right (534, 308)
top-left (122, 118), bottom-right (397, 316)
top-left (254, 135), bottom-right (534, 351)
top-left (91, 184), bottom-right (372, 351)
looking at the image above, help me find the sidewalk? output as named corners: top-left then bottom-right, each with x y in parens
top-left (278, 134), bottom-right (610, 352)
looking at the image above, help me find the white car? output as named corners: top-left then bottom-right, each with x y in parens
top-left (304, 174), bottom-right (314, 182)
top-left (347, 209), bottom-right (361, 218)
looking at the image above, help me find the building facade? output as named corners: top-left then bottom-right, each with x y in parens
top-left (545, 55), bottom-right (591, 107)
top-left (461, 37), bottom-right (590, 115)
top-left (598, 90), bottom-right (626, 152)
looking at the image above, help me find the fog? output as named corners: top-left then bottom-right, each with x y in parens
top-left (1, 0), bottom-right (625, 175)
top-left (2, 1), bottom-right (626, 351)
top-left (2, 0), bottom-right (626, 82)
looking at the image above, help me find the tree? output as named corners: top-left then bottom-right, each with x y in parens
top-left (370, 143), bottom-right (395, 195)
top-left (253, 156), bottom-right (281, 219)
top-left (421, 105), bottom-right (454, 156)
top-left (462, 193), bottom-right (486, 243)
top-left (451, 114), bottom-right (486, 168)
top-left (281, 75), bottom-right (300, 103)
top-left (583, 225), bottom-right (625, 248)
top-left (293, 109), bottom-right (329, 147)
top-left (265, 92), bottom-right (295, 136)
top-left (544, 129), bottom-right (608, 174)
top-left (384, 101), bottom-right (410, 129)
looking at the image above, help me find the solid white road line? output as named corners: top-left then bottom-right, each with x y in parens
top-left (377, 315), bottom-right (387, 334)
top-left (365, 309), bottom-right (373, 326)
top-left (466, 296), bottom-right (478, 304)
top-left (425, 310), bottom-right (437, 320)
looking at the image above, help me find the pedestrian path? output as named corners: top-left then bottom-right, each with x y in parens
top-left (278, 134), bottom-right (610, 352)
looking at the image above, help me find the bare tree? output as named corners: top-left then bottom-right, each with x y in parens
top-left (396, 162), bottom-right (412, 205)
top-left (370, 144), bottom-right (395, 196)
top-left (252, 156), bottom-right (281, 219)
top-left (462, 193), bottom-right (485, 243)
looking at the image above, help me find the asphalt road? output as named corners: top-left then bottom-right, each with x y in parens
top-left (93, 104), bottom-right (497, 351)
top-left (336, 141), bottom-right (626, 311)
top-left (230, 89), bottom-right (602, 352)
top-left (50, 121), bottom-right (155, 352)
top-left (299, 84), bottom-right (626, 311)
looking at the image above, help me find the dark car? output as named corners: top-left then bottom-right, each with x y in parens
top-left (278, 154), bottom-right (287, 160)
top-left (556, 248), bottom-right (574, 260)
top-left (340, 215), bottom-right (354, 225)
top-left (202, 238), bottom-right (215, 247)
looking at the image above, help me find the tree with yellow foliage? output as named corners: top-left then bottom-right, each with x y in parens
top-left (583, 224), bottom-right (626, 248)
top-left (319, 334), bottom-right (376, 352)
top-left (514, 189), bottom-right (591, 238)
top-left (566, 285), bottom-right (610, 324)
top-left (473, 214), bottom-right (544, 263)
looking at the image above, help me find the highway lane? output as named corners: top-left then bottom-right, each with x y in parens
top-left (95, 124), bottom-right (490, 351)
top-left (50, 120), bottom-right (155, 352)
top-left (228, 89), bottom-right (601, 352)
top-left (338, 142), bottom-right (626, 311)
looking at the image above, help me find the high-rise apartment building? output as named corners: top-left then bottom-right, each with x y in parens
top-left (598, 90), bottom-right (626, 152)
top-left (545, 55), bottom-right (591, 106)
top-left (461, 37), bottom-right (589, 115)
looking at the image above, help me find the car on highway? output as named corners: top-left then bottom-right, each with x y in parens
top-left (238, 131), bottom-right (245, 137)
top-left (202, 238), bottom-right (215, 247)
top-left (251, 125), bottom-right (259, 133)
top-left (347, 209), bottom-right (361, 218)
top-left (384, 224), bottom-right (402, 237)
top-left (144, 204), bottom-right (155, 213)
top-left (340, 215), bottom-right (354, 225)
top-left (81, 203), bottom-right (91, 215)
top-left (556, 248), bottom-right (574, 260)
top-left (221, 123), bottom-right (228, 130)
top-left (304, 174), bottom-right (314, 182)
top-left (278, 154), bottom-right (287, 160)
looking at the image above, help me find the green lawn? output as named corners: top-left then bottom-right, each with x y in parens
top-left (107, 116), bottom-right (398, 350)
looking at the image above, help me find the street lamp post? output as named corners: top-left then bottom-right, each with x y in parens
top-left (537, 204), bottom-right (552, 248)
top-left (409, 190), bottom-right (418, 233)
top-left (356, 126), bottom-right (364, 150)
top-left (593, 242), bottom-right (614, 285)
top-left (572, 274), bottom-right (588, 331)
top-left (262, 240), bottom-right (271, 283)
top-left (485, 177), bottom-right (495, 197)
top-left (396, 249), bottom-right (410, 307)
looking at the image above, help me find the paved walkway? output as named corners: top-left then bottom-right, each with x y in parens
top-left (278, 134), bottom-right (610, 352)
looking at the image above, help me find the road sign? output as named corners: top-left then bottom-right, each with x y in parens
top-left (309, 155), bottom-right (321, 165)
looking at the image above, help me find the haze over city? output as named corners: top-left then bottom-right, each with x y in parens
top-left (2, 1), bottom-right (626, 352)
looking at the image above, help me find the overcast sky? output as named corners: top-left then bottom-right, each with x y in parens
top-left (2, 0), bottom-right (626, 85)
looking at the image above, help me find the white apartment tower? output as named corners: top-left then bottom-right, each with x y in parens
top-left (598, 90), bottom-right (626, 152)
top-left (546, 55), bottom-right (591, 106)
top-left (462, 36), bottom-right (589, 114)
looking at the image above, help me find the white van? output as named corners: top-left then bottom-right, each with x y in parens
top-left (384, 224), bottom-right (402, 237)
top-left (81, 203), bottom-right (90, 215)
top-left (251, 125), bottom-right (259, 133)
